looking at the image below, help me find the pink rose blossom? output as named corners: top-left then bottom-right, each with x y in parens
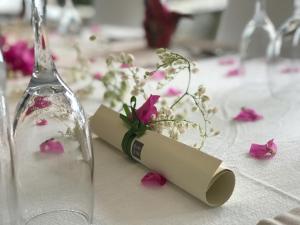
top-left (26, 96), bottom-right (52, 116)
top-left (141, 171), bottom-right (167, 186)
top-left (36, 119), bottom-right (48, 126)
top-left (226, 68), bottom-right (242, 77)
top-left (40, 138), bottom-right (64, 154)
top-left (164, 87), bottom-right (182, 97)
top-left (3, 40), bottom-right (34, 76)
top-left (150, 70), bottom-right (166, 81)
top-left (93, 72), bottom-right (103, 80)
top-left (249, 139), bottom-right (277, 159)
top-left (219, 58), bottom-right (235, 66)
top-left (136, 95), bottom-right (160, 124)
top-left (233, 107), bottom-right (263, 122)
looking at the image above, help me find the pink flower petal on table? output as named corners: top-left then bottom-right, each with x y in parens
top-left (226, 68), bottom-right (242, 77)
top-left (93, 72), bottom-right (103, 80)
top-left (164, 87), bottom-right (182, 97)
top-left (40, 138), bottom-right (64, 154)
top-left (36, 119), bottom-right (48, 126)
top-left (249, 139), bottom-right (277, 159)
top-left (141, 172), bottom-right (167, 187)
top-left (136, 95), bottom-right (160, 124)
top-left (120, 63), bottom-right (131, 68)
top-left (150, 70), bottom-right (166, 81)
top-left (281, 67), bottom-right (300, 74)
top-left (233, 107), bottom-right (263, 122)
top-left (219, 58), bottom-right (235, 66)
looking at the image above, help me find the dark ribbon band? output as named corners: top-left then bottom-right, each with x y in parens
top-left (120, 96), bottom-right (148, 160)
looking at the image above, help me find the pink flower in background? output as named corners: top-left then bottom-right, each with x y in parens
top-left (36, 119), bottom-right (48, 126)
top-left (233, 107), bottom-right (263, 122)
top-left (219, 58), bottom-right (235, 66)
top-left (120, 63), bottom-right (131, 68)
top-left (143, 0), bottom-right (192, 48)
top-left (150, 70), bottom-right (166, 81)
top-left (136, 95), bottom-right (160, 124)
top-left (226, 68), bottom-right (242, 77)
top-left (3, 40), bottom-right (34, 76)
top-left (93, 72), bottom-right (103, 80)
top-left (141, 171), bottom-right (167, 186)
top-left (249, 139), bottom-right (277, 159)
top-left (40, 138), bottom-right (64, 154)
top-left (164, 87), bottom-right (182, 97)
top-left (26, 96), bottom-right (52, 116)
top-left (281, 67), bottom-right (300, 74)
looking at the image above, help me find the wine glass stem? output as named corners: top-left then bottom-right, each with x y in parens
top-left (31, 0), bottom-right (54, 79)
top-left (254, 0), bottom-right (266, 17)
top-left (294, 0), bottom-right (300, 18)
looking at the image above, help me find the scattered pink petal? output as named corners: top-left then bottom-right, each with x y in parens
top-left (51, 53), bottom-right (58, 61)
top-left (36, 119), bottom-right (48, 126)
top-left (150, 70), bottom-right (166, 81)
top-left (90, 24), bottom-right (101, 33)
top-left (93, 72), bottom-right (103, 80)
top-left (26, 96), bottom-right (52, 116)
top-left (226, 68), bottom-right (243, 77)
top-left (120, 63), bottom-right (131, 68)
top-left (164, 87), bottom-right (182, 97)
top-left (141, 172), bottom-right (167, 186)
top-left (233, 107), bottom-right (263, 122)
top-left (40, 138), bottom-right (64, 154)
top-left (281, 67), bottom-right (300, 74)
top-left (249, 139), bottom-right (277, 159)
top-left (219, 58), bottom-right (235, 66)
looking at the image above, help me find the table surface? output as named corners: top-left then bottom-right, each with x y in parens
top-left (4, 26), bottom-right (300, 225)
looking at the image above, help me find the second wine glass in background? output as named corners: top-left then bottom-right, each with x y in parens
top-left (240, 0), bottom-right (276, 84)
top-left (268, 0), bottom-right (300, 102)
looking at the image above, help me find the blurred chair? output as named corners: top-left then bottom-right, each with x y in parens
top-left (216, 0), bottom-right (293, 50)
top-left (93, 0), bottom-right (144, 27)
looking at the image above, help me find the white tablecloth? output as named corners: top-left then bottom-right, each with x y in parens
top-left (86, 56), bottom-right (300, 225)
top-left (6, 46), bottom-right (300, 224)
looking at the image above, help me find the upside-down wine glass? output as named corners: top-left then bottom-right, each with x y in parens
top-left (0, 49), bottom-right (18, 225)
top-left (13, 0), bottom-right (94, 224)
top-left (240, 0), bottom-right (276, 84)
top-left (268, 0), bottom-right (300, 103)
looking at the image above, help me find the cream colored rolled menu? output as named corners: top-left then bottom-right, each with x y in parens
top-left (90, 105), bottom-right (235, 207)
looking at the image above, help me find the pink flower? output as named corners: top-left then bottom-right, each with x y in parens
top-left (3, 40), bottom-right (34, 76)
top-left (120, 63), bottom-right (131, 68)
top-left (164, 87), bottom-right (182, 97)
top-left (36, 119), bottom-right (48, 126)
top-left (40, 138), bottom-right (64, 154)
top-left (249, 139), bottom-right (277, 159)
top-left (281, 67), bottom-right (300, 74)
top-left (226, 68), bottom-right (242, 77)
top-left (143, 0), bottom-right (192, 48)
top-left (26, 96), bottom-right (52, 116)
top-left (233, 107), bottom-right (263, 122)
top-left (141, 171), bottom-right (167, 186)
top-left (150, 70), bottom-right (166, 81)
top-left (93, 72), bottom-right (103, 80)
top-left (219, 58), bottom-right (235, 66)
top-left (136, 95), bottom-right (160, 124)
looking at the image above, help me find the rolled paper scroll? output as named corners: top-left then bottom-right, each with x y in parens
top-left (90, 105), bottom-right (235, 207)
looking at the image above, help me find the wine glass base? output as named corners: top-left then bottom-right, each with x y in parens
top-left (24, 210), bottom-right (91, 225)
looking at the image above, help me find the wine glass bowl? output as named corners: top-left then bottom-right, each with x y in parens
top-left (12, 1), bottom-right (94, 224)
top-left (239, 0), bottom-right (276, 84)
top-left (267, 16), bottom-right (300, 100)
